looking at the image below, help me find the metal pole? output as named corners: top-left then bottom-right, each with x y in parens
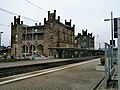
top-left (118, 17), bottom-right (120, 90)
top-left (0, 32), bottom-right (3, 46)
top-left (111, 12), bottom-right (114, 67)
top-left (0, 33), bottom-right (1, 46)
top-left (32, 29), bottom-right (34, 60)
top-left (105, 43), bottom-right (108, 88)
top-left (16, 25), bottom-right (18, 59)
top-left (25, 27), bottom-right (27, 53)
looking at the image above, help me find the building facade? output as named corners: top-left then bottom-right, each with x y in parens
top-left (11, 10), bottom-right (75, 58)
top-left (75, 30), bottom-right (94, 49)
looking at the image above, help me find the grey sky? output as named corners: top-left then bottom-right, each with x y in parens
top-left (0, 0), bottom-right (120, 48)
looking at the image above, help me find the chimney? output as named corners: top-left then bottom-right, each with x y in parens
top-left (39, 22), bottom-right (41, 25)
top-left (70, 19), bottom-right (71, 27)
top-left (65, 20), bottom-right (67, 24)
top-left (91, 33), bottom-right (92, 37)
top-left (73, 24), bottom-right (75, 30)
top-left (18, 15), bottom-right (20, 24)
top-left (14, 16), bottom-right (16, 26)
top-left (11, 22), bottom-right (13, 30)
top-left (21, 21), bottom-right (23, 24)
top-left (35, 23), bottom-right (37, 26)
top-left (54, 10), bottom-right (56, 20)
top-left (70, 19), bottom-right (71, 23)
top-left (48, 11), bottom-right (50, 21)
top-left (44, 18), bottom-right (46, 24)
top-left (58, 16), bottom-right (60, 23)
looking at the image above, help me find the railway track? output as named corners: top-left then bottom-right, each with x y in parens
top-left (0, 56), bottom-right (99, 78)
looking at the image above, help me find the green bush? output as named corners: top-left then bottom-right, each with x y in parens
top-left (100, 57), bottom-right (105, 65)
top-left (1, 59), bottom-right (17, 62)
top-left (8, 59), bottom-right (17, 62)
top-left (2, 53), bottom-right (8, 60)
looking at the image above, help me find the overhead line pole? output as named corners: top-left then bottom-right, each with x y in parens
top-left (104, 11), bottom-right (114, 68)
top-left (0, 32), bottom-right (3, 46)
top-left (111, 12), bottom-right (114, 67)
top-left (118, 17), bottom-right (120, 90)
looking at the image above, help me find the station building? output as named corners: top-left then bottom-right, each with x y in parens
top-left (75, 30), bottom-right (94, 49)
top-left (11, 10), bottom-right (75, 58)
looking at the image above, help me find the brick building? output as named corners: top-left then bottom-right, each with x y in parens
top-left (75, 30), bottom-right (94, 49)
top-left (11, 10), bottom-right (75, 58)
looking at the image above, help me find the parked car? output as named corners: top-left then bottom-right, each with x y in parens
top-left (20, 53), bottom-right (31, 60)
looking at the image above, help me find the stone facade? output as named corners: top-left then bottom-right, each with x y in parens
top-left (11, 16), bottom-right (24, 58)
top-left (75, 30), bottom-right (94, 49)
top-left (44, 10), bottom-right (75, 56)
top-left (11, 10), bottom-right (75, 58)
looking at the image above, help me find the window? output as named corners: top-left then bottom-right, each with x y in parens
top-left (41, 35), bottom-right (44, 40)
top-left (50, 32), bottom-right (53, 40)
top-left (83, 36), bottom-right (86, 40)
top-left (62, 33), bottom-right (65, 41)
top-left (38, 35), bottom-right (41, 40)
top-left (75, 40), bottom-right (77, 44)
top-left (70, 34), bottom-right (72, 42)
top-left (27, 35), bottom-right (32, 40)
top-left (82, 42), bottom-right (87, 48)
top-left (50, 23), bottom-right (53, 28)
top-left (37, 34), bottom-right (44, 40)
top-left (34, 34), bottom-right (36, 40)
top-left (66, 34), bottom-right (68, 42)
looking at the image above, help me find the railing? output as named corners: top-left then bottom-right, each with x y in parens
top-left (104, 43), bottom-right (117, 88)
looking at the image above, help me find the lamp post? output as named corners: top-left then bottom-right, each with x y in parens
top-left (0, 32), bottom-right (3, 46)
top-left (104, 12), bottom-right (114, 68)
top-left (25, 27), bottom-right (27, 54)
top-left (32, 28), bottom-right (34, 60)
top-left (16, 24), bottom-right (18, 59)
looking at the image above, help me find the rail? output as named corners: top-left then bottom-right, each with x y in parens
top-left (0, 56), bottom-right (99, 78)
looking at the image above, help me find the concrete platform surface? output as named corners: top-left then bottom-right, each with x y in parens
top-left (0, 59), bottom-right (104, 90)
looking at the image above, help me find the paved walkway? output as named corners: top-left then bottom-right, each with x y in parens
top-left (0, 59), bottom-right (104, 90)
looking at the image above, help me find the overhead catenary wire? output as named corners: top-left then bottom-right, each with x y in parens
top-left (0, 7), bottom-right (38, 22)
top-left (0, 23), bottom-right (10, 27)
top-left (0, 7), bottom-right (41, 27)
top-left (0, 0), bottom-right (48, 27)
top-left (25, 0), bottom-right (47, 12)
top-left (25, 0), bottom-right (47, 22)
top-left (0, 0), bottom-right (49, 26)
top-left (0, 1), bottom-right (47, 46)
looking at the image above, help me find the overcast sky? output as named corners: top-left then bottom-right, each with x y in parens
top-left (0, 0), bottom-right (120, 48)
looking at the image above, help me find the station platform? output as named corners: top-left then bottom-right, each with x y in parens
top-left (0, 58), bottom-right (104, 90)
top-left (0, 56), bottom-right (98, 69)
top-left (0, 58), bottom-right (63, 68)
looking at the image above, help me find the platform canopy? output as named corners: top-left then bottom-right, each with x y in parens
top-left (48, 47), bottom-right (104, 58)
